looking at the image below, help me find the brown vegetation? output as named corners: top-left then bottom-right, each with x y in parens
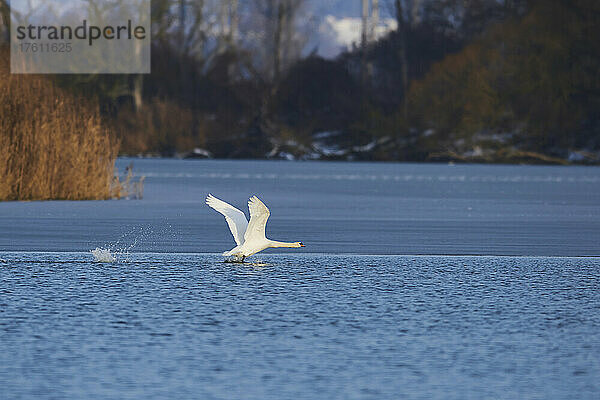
top-left (0, 47), bottom-right (121, 200)
top-left (408, 0), bottom-right (600, 157)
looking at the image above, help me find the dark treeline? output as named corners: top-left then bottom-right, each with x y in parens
top-left (2, 0), bottom-right (598, 163)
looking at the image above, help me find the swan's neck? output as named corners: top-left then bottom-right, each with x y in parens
top-left (268, 240), bottom-right (297, 248)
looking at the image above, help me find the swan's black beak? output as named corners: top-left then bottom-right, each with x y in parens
top-left (299, 242), bottom-right (305, 247)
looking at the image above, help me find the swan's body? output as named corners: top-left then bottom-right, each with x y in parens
top-left (206, 194), bottom-right (304, 260)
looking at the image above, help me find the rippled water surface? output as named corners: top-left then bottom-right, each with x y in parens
top-left (1, 253), bottom-right (599, 399)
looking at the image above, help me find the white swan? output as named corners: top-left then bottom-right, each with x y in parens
top-left (206, 194), bottom-right (305, 261)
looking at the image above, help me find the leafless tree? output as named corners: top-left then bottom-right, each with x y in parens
top-left (251, 0), bottom-right (306, 83)
top-left (151, 0), bottom-right (171, 40)
top-left (369, 0), bottom-right (379, 42)
top-left (395, 0), bottom-right (408, 119)
top-left (228, 0), bottom-right (238, 46)
top-left (216, 0), bottom-right (239, 52)
top-left (361, 0), bottom-right (369, 48)
top-left (0, 0), bottom-right (9, 43)
top-left (405, 0), bottom-right (423, 25)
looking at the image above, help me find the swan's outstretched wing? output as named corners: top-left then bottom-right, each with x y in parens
top-left (206, 194), bottom-right (248, 245)
top-left (244, 196), bottom-right (271, 242)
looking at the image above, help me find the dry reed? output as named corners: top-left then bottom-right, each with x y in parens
top-left (0, 47), bottom-right (121, 200)
top-left (111, 163), bottom-right (145, 200)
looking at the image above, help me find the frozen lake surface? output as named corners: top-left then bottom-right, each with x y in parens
top-left (0, 158), bottom-right (599, 255)
top-left (1, 160), bottom-right (600, 399)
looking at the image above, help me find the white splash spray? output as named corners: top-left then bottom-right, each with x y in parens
top-left (91, 248), bottom-right (117, 263)
top-left (89, 220), bottom-right (180, 262)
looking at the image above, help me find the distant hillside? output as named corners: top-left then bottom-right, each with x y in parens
top-left (405, 0), bottom-right (600, 163)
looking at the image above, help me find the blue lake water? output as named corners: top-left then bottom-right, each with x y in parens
top-left (1, 159), bottom-right (600, 399)
top-left (1, 253), bottom-right (599, 399)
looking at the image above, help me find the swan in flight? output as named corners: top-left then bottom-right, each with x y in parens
top-left (206, 194), bottom-right (305, 261)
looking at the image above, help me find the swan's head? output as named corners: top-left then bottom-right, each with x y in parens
top-left (297, 242), bottom-right (305, 247)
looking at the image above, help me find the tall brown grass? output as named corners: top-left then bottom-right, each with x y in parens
top-left (0, 47), bottom-right (121, 200)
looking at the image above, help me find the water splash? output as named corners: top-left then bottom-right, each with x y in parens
top-left (90, 226), bottom-right (151, 262)
top-left (91, 248), bottom-right (117, 263)
top-left (88, 221), bottom-right (180, 263)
